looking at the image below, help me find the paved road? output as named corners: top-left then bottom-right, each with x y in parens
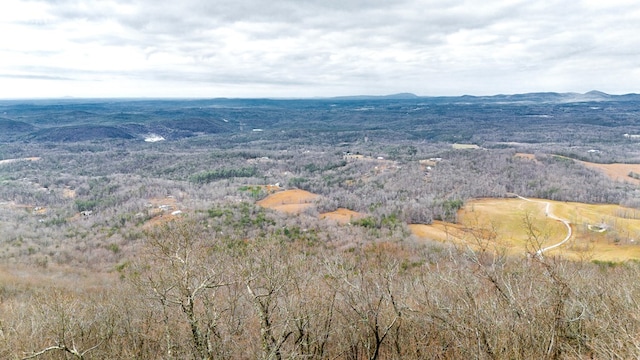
top-left (514, 195), bottom-right (572, 255)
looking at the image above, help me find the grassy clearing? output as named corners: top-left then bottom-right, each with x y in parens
top-left (514, 153), bottom-right (538, 162)
top-left (256, 189), bottom-right (320, 214)
top-left (257, 190), bottom-right (365, 223)
top-left (452, 143), bottom-right (480, 150)
top-left (577, 161), bottom-right (640, 185)
top-left (320, 208), bottom-right (364, 224)
top-left (0, 157), bottom-right (41, 166)
top-left (518, 153), bottom-right (640, 184)
top-left (412, 198), bottom-right (640, 262)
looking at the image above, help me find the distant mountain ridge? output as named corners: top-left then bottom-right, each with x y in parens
top-left (1, 90), bottom-right (639, 143)
top-left (330, 93), bottom-right (420, 100)
top-left (1, 90), bottom-right (636, 104)
top-left (459, 90), bottom-right (620, 103)
top-left (329, 91), bottom-right (638, 103)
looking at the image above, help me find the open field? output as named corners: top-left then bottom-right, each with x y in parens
top-left (575, 160), bottom-right (640, 185)
top-left (257, 190), bottom-right (365, 223)
top-left (320, 208), bottom-right (364, 224)
top-left (517, 153), bottom-right (640, 185)
top-left (256, 189), bottom-right (320, 214)
top-left (452, 143), bottom-right (480, 150)
top-left (514, 153), bottom-right (538, 161)
top-left (0, 157), bottom-right (41, 166)
top-left (411, 198), bottom-right (640, 262)
top-left (257, 189), bottom-right (365, 224)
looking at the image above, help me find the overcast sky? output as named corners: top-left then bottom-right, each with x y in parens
top-left (1, 0), bottom-right (639, 98)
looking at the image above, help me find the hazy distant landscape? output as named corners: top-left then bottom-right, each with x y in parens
top-left (1, 92), bottom-right (640, 358)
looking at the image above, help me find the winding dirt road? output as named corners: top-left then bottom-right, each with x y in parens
top-left (514, 195), bottom-right (572, 255)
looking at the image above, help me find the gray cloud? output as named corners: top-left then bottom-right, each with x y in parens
top-left (3, 0), bottom-right (640, 97)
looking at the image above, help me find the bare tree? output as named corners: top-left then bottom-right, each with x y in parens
top-left (130, 219), bottom-right (234, 359)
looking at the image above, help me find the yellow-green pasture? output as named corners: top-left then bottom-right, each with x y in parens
top-left (411, 198), bottom-right (640, 262)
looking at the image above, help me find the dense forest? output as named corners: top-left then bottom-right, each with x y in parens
top-left (1, 93), bottom-right (640, 358)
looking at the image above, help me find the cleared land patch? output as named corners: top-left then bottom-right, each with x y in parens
top-left (514, 153), bottom-right (539, 162)
top-left (576, 161), bottom-right (640, 185)
top-left (411, 198), bottom-right (640, 262)
top-left (256, 189), bottom-right (320, 214)
top-left (0, 201), bottom-right (47, 216)
top-left (452, 143), bottom-right (480, 150)
top-left (0, 157), bottom-right (41, 165)
top-left (518, 153), bottom-right (640, 185)
top-left (141, 196), bottom-right (185, 229)
top-left (320, 208), bottom-right (364, 224)
top-left (257, 189), bottom-right (364, 222)
top-left (62, 188), bottom-right (76, 199)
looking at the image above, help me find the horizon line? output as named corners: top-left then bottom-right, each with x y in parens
top-left (0, 90), bottom-right (638, 101)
